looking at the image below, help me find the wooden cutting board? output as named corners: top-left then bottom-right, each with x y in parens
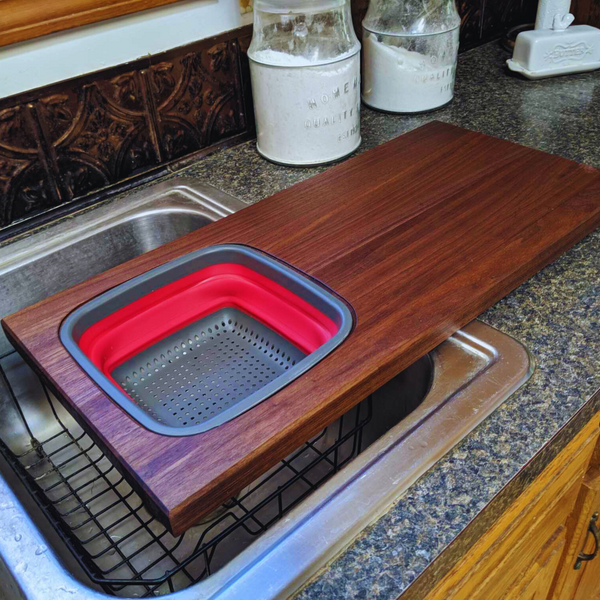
top-left (4, 122), bottom-right (600, 535)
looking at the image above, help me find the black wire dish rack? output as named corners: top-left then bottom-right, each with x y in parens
top-left (0, 348), bottom-right (372, 598)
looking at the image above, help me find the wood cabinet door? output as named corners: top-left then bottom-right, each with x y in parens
top-left (572, 474), bottom-right (600, 600)
top-left (426, 419), bottom-right (600, 600)
top-left (551, 467), bottom-right (600, 600)
top-left (573, 538), bottom-right (600, 600)
top-left (506, 526), bottom-right (567, 600)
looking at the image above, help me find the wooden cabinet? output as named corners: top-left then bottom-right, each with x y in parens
top-left (551, 467), bottom-right (600, 600)
top-left (0, 0), bottom-right (187, 48)
top-left (507, 526), bottom-right (567, 600)
top-left (572, 520), bottom-right (600, 600)
top-left (426, 413), bottom-right (600, 600)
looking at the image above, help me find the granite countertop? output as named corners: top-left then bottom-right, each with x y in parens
top-left (169, 42), bottom-right (600, 598)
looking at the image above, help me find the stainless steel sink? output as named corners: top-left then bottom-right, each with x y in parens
top-left (0, 178), bottom-right (533, 600)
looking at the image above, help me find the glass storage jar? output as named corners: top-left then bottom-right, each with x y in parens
top-left (248, 0), bottom-right (361, 166)
top-left (362, 0), bottom-right (460, 114)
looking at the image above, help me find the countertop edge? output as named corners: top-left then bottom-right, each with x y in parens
top-left (397, 387), bottom-right (600, 599)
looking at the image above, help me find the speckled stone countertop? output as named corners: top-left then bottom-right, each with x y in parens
top-left (170, 41), bottom-right (600, 598)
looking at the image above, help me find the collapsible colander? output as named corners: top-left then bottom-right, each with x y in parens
top-left (60, 245), bottom-right (353, 436)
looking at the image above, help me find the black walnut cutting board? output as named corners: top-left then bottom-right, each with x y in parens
top-left (4, 122), bottom-right (600, 535)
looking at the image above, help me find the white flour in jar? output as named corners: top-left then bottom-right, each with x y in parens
top-left (362, 32), bottom-right (457, 113)
top-left (249, 50), bottom-right (361, 165)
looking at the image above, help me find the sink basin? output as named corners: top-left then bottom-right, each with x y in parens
top-left (0, 179), bottom-right (532, 600)
top-left (0, 180), bottom-right (243, 358)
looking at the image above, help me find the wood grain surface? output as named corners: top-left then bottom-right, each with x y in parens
top-left (4, 122), bottom-right (600, 535)
top-left (0, 0), bottom-right (186, 48)
top-left (425, 415), bottom-right (600, 599)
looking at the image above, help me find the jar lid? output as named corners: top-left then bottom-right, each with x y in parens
top-left (363, 0), bottom-right (460, 36)
top-left (254, 0), bottom-right (347, 14)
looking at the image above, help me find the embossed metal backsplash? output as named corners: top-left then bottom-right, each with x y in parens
top-left (0, 34), bottom-right (252, 236)
top-left (0, 0), bottom-right (537, 235)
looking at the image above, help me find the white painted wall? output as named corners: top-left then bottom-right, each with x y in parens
top-left (0, 0), bottom-right (254, 99)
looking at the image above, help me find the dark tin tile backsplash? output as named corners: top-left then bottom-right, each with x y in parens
top-left (0, 31), bottom-right (253, 237)
top-left (0, 0), bottom-right (537, 236)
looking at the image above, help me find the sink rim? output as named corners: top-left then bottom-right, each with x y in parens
top-left (0, 178), bottom-right (247, 278)
top-left (0, 179), bottom-right (533, 599)
top-left (0, 178), bottom-right (247, 360)
top-left (0, 319), bottom-right (532, 600)
top-left (191, 320), bottom-right (534, 600)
